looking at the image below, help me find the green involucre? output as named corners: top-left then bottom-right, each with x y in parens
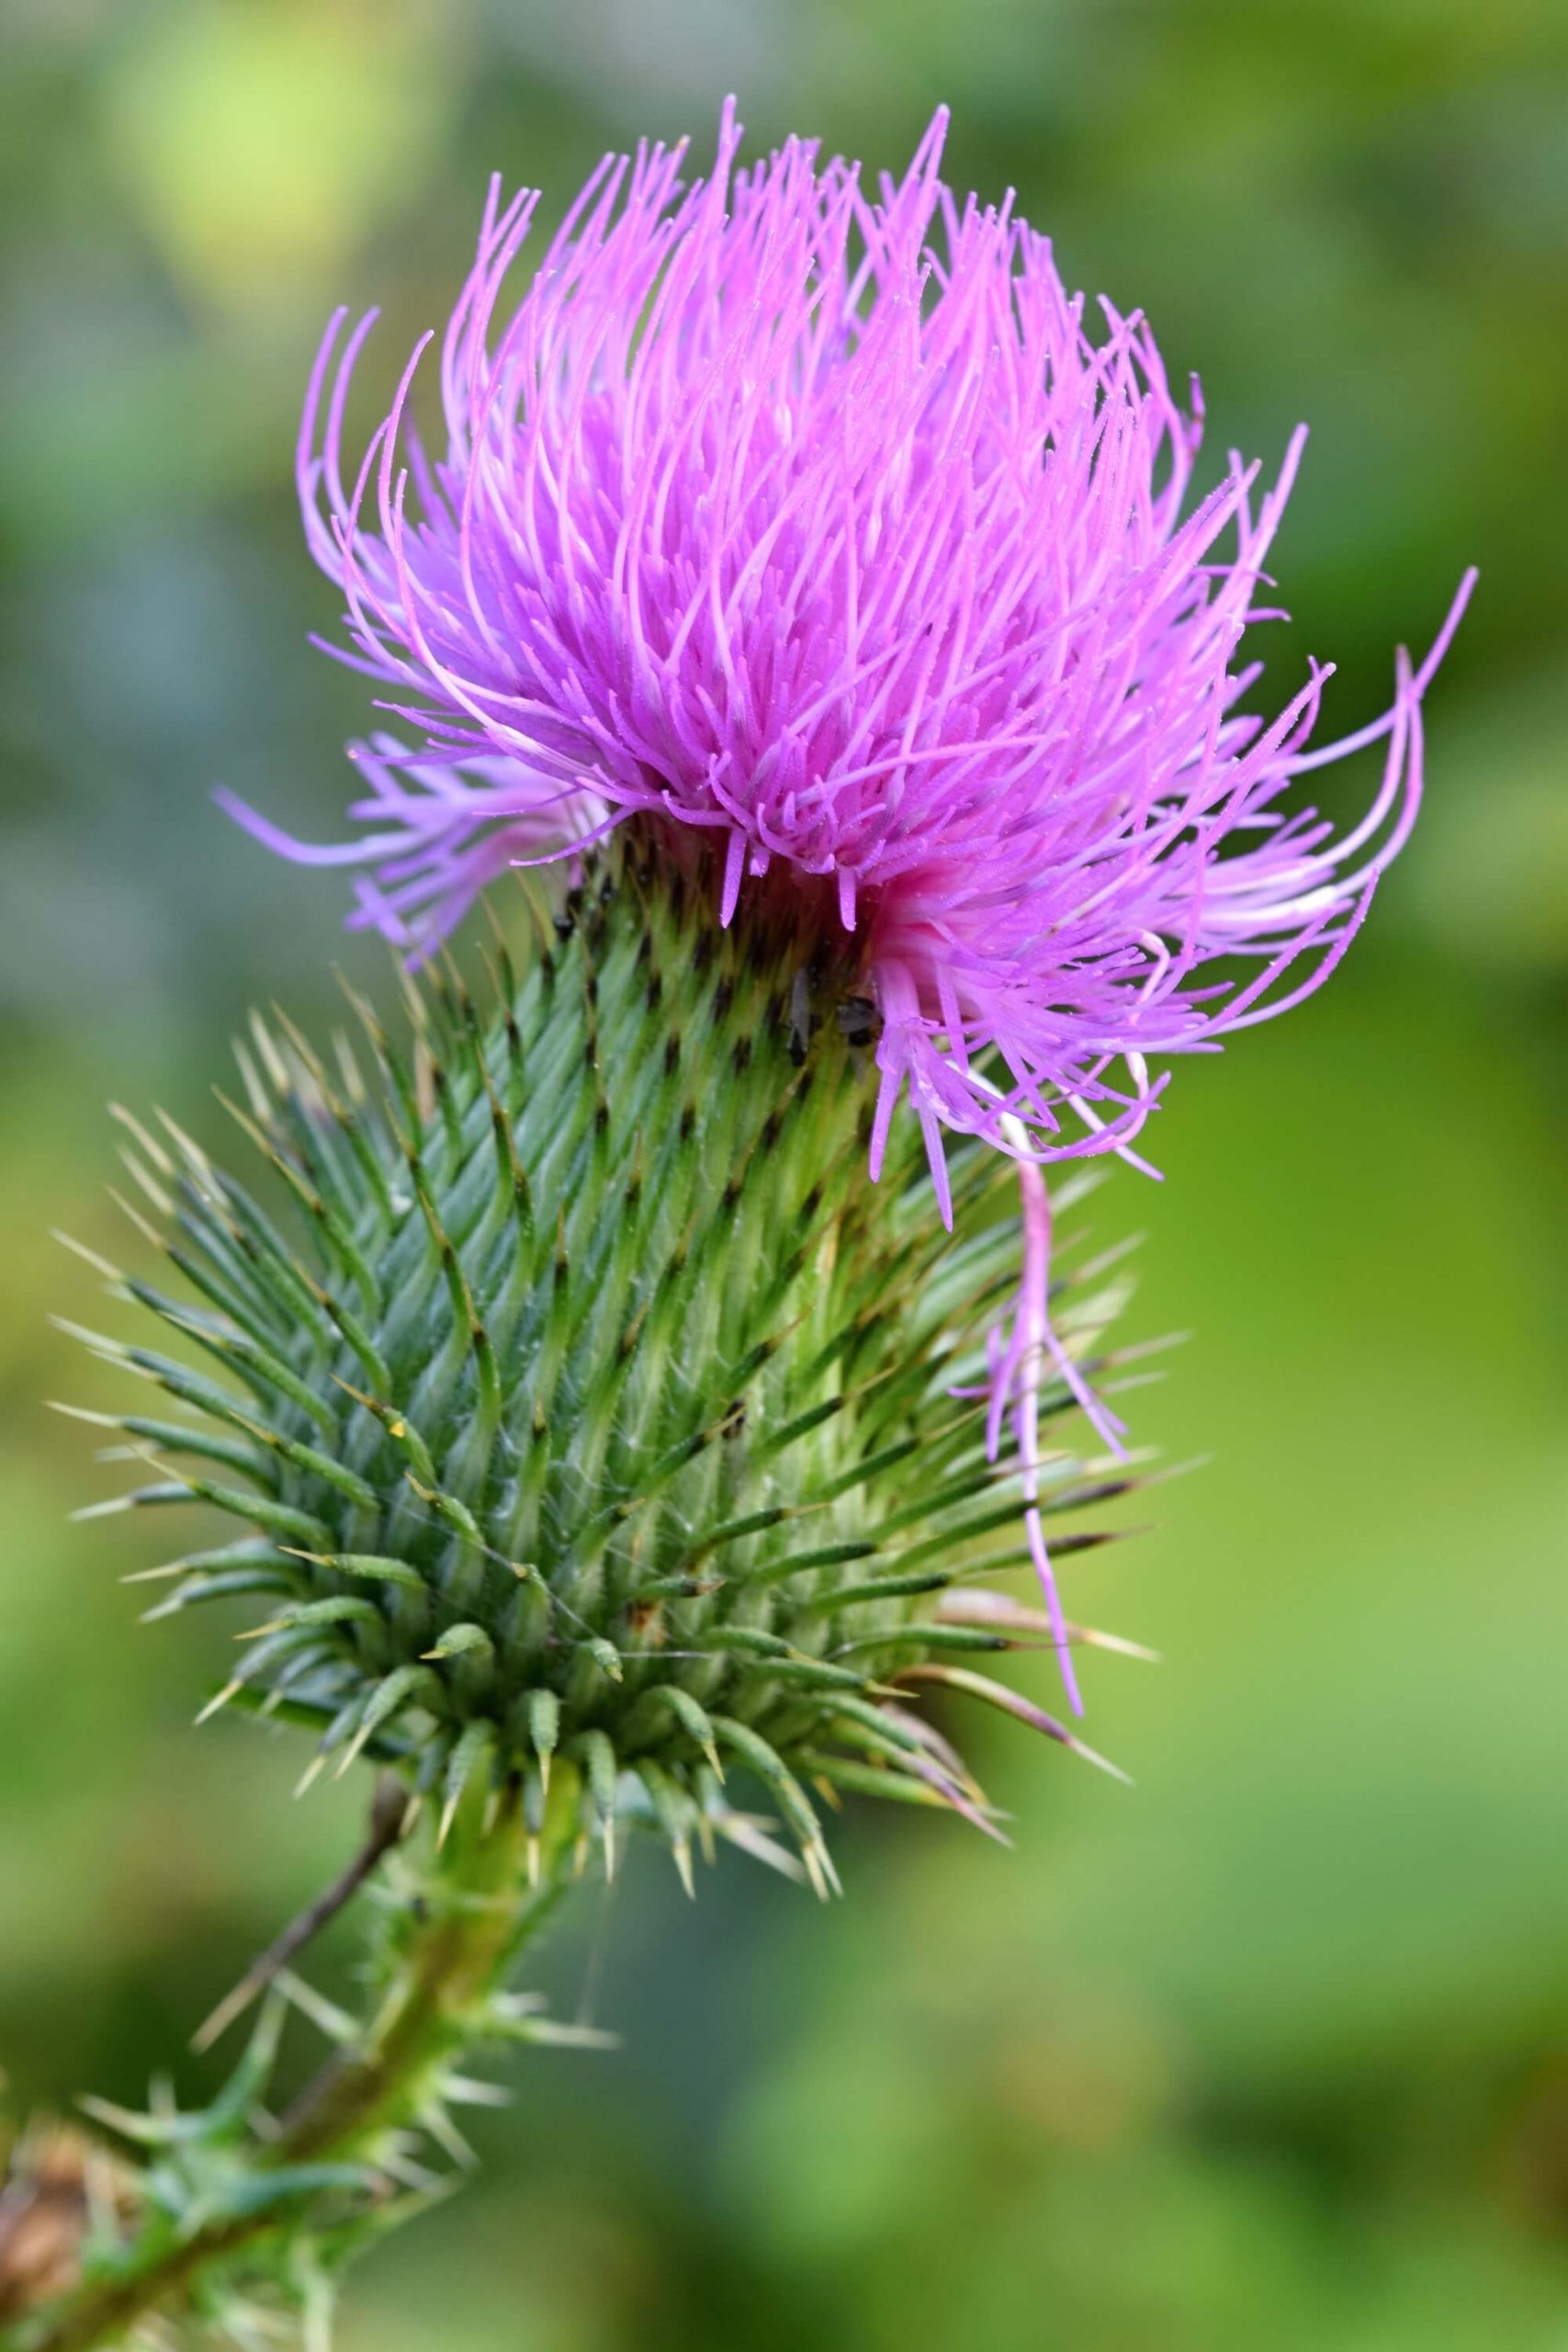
top-left (73, 847), bottom-right (1143, 1882)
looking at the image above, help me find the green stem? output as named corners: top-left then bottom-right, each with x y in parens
top-left (4, 1776), bottom-right (581, 2352)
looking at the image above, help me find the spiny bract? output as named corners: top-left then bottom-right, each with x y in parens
top-left (64, 847), bottom-right (1150, 1891)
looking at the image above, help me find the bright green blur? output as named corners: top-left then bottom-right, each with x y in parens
top-left (1, 4), bottom-right (1563, 2347)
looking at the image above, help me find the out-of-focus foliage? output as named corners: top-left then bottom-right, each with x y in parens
top-left (0, 3), bottom-right (1563, 2347)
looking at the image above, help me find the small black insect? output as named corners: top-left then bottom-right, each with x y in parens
top-left (836, 992), bottom-right (880, 1049)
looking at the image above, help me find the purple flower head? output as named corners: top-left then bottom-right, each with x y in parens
top-left (226, 100), bottom-right (1470, 1195)
top-left (223, 104), bottom-right (1472, 1714)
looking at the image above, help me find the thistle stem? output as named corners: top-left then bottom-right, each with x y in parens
top-left (3, 1776), bottom-right (581, 2352)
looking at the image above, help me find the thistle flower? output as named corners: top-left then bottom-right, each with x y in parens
top-left (224, 101), bottom-right (1471, 1189)
top-left (220, 107), bottom-right (1470, 1712)
top-left (31, 111), bottom-right (1472, 2349)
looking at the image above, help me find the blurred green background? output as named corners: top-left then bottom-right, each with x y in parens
top-left (2, 1), bottom-right (1565, 2345)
